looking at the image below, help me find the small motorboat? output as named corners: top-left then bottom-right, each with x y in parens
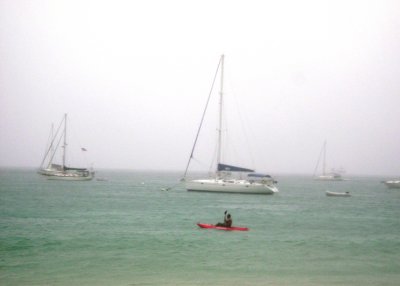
top-left (326, 190), bottom-right (351, 197)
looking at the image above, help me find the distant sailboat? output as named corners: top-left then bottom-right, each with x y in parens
top-left (382, 179), bottom-right (400, 189)
top-left (313, 141), bottom-right (343, 181)
top-left (38, 114), bottom-right (94, 181)
top-left (183, 55), bottom-right (278, 194)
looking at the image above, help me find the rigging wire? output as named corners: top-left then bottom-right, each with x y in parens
top-left (41, 124), bottom-right (54, 168)
top-left (208, 130), bottom-right (219, 175)
top-left (313, 141), bottom-right (326, 177)
top-left (182, 57), bottom-right (223, 180)
top-left (231, 88), bottom-right (256, 169)
top-left (47, 121), bottom-right (66, 168)
top-left (219, 69), bottom-right (256, 170)
top-left (39, 115), bottom-right (65, 169)
top-left (225, 64), bottom-right (257, 170)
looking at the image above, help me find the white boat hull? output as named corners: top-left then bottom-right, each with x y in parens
top-left (47, 173), bottom-right (93, 181)
top-left (326, 191), bottom-right (351, 197)
top-left (383, 180), bottom-right (400, 189)
top-left (186, 179), bottom-right (278, 195)
top-left (315, 175), bottom-right (343, 181)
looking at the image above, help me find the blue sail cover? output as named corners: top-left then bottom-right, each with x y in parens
top-left (217, 163), bottom-right (254, 173)
top-left (248, 173), bottom-right (271, 178)
top-left (64, 166), bottom-right (88, 171)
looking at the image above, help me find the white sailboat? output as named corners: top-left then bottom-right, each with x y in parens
top-left (38, 114), bottom-right (94, 181)
top-left (183, 55), bottom-right (278, 195)
top-left (313, 141), bottom-right (343, 181)
top-left (382, 179), bottom-right (400, 189)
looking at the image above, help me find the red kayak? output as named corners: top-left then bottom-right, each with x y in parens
top-left (197, 223), bottom-right (249, 231)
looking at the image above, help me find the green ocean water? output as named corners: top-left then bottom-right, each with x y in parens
top-left (1, 168), bottom-right (399, 286)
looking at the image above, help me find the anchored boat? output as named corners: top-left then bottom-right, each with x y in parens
top-left (182, 55), bottom-right (278, 195)
top-left (326, 191), bottom-right (351, 197)
top-left (38, 114), bottom-right (94, 181)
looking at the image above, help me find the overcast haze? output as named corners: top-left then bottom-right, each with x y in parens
top-left (1, 0), bottom-right (399, 176)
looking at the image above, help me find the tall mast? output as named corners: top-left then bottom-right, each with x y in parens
top-left (47, 123), bottom-right (54, 169)
top-left (62, 113), bottom-right (67, 169)
top-left (217, 54), bottom-right (224, 167)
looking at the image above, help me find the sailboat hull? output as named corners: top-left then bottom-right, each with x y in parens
top-left (186, 179), bottom-right (278, 195)
top-left (315, 174), bottom-right (343, 181)
top-left (47, 176), bottom-right (93, 181)
top-left (383, 180), bottom-right (400, 188)
top-left (47, 172), bottom-right (93, 181)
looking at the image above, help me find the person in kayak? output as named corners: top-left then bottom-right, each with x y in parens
top-left (216, 211), bottom-right (232, 227)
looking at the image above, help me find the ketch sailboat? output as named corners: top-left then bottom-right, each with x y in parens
top-left (183, 55), bottom-right (278, 194)
top-left (38, 114), bottom-right (94, 181)
top-left (313, 141), bottom-right (343, 181)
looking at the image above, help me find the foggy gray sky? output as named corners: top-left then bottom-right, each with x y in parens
top-left (1, 0), bottom-right (399, 176)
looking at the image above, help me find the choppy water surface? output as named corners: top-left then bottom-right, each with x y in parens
top-left (1, 169), bottom-right (399, 285)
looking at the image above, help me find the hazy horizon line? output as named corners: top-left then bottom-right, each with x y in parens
top-left (0, 165), bottom-right (397, 178)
